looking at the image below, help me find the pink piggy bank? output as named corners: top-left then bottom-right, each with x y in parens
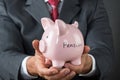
top-left (39, 18), bottom-right (84, 68)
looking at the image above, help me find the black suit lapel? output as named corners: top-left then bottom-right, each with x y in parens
top-left (59, 0), bottom-right (81, 23)
top-left (24, 0), bottom-right (81, 24)
top-left (24, 0), bottom-right (50, 25)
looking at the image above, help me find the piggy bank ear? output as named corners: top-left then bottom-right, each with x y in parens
top-left (41, 17), bottom-right (54, 31)
top-left (72, 21), bottom-right (79, 28)
top-left (55, 19), bottom-right (67, 36)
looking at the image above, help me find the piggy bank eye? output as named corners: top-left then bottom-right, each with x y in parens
top-left (46, 36), bottom-right (48, 38)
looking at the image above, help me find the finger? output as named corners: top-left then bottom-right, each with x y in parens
top-left (64, 63), bottom-right (75, 69)
top-left (64, 63), bottom-right (80, 74)
top-left (83, 45), bottom-right (90, 54)
top-left (59, 68), bottom-right (70, 76)
top-left (44, 68), bottom-right (70, 80)
top-left (38, 67), bottom-right (59, 76)
top-left (61, 71), bottom-right (76, 80)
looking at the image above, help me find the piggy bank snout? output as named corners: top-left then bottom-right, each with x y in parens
top-left (39, 40), bottom-right (46, 53)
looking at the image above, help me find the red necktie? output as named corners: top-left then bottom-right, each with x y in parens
top-left (48, 0), bottom-right (60, 21)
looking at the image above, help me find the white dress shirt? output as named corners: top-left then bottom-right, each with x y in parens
top-left (21, 0), bottom-right (96, 79)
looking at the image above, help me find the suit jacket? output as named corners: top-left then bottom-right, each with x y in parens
top-left (0, 0), bottom-right (114, 80)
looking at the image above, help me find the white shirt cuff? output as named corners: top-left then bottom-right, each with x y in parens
top-left (21, 56), bottom-right (38, 79)
top-left (79, 54), bottom-right (96, 76)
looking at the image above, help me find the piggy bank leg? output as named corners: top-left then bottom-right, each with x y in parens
top-left (71, 58), bottom-right (81, 65)
top-left (52, 60), bottom-right (65, 68)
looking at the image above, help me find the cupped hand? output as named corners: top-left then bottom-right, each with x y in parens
top-left (64, 45), bottom-right (92, 74)
top-left (26, 40), bottom-right (58, 77)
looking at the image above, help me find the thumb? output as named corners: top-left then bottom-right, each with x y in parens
top-left (83, 45), bottom-right (90, 54)
top-left (32, 40), bottom-right (41, 55)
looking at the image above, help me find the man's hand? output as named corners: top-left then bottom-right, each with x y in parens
top-left (26, 40), bottom-right (59, 77)
top-left (64, 46), bottom-right (92, 74)
top-left (26, 40), bottom-right (76, 80)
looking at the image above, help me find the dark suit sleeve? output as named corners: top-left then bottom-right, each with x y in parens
top-left (0, 0), bottom-right (28, 80)
top-left (86, 0), bottom-right (114, 79)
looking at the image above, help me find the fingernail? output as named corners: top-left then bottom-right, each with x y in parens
top-left (64, 69), bottom-right (70, 75)
top-left (71, 72), bottom-right (76, 76)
